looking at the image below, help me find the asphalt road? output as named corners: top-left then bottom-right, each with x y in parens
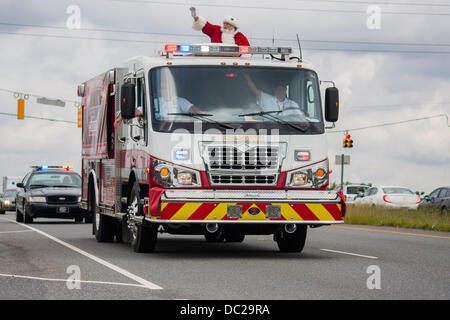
top-left (0, 210), bottom-right (449, 300)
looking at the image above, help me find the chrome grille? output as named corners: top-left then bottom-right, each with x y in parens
top-left (203, 144), bottom-right (282, 186)
top-left (210, 175), bottom-right (277, 185)
top-left (207, 146), bottom-right (279, 170)
top-left (47, 195), bottom-right (78, 205)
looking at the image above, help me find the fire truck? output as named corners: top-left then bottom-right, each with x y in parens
top-left (77, 43), bottom-right (345, 253)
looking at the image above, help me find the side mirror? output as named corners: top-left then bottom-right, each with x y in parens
top-left (120, 82), bottom-right (136, 120)
top-left (325, 87), bottom-right (339, 123)
top-left (16, 183), bottom-right (24, 189)
top-left (424, 195), bottom-right (430, 201)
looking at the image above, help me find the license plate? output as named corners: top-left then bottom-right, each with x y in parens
top-left (58, 207), bottom-right (68, 213)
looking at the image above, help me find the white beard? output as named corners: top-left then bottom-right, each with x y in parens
top-left (221, 27), bottom-right (236, 44)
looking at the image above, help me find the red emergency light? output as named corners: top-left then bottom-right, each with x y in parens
top-left (239, 46), bottom-right (250, 54)
top-left (62, 165), bottom-right (74, 171)
top-left (163, 44), bottom-right (178, 53)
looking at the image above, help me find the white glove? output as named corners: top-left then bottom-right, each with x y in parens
top-left (190, 7), bottom-right (197, 18)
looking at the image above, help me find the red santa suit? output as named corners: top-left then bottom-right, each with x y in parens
top-left (192, 16), bottom-right (250, 46)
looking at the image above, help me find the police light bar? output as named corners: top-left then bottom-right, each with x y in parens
top-left (162, 44), bottom-right (292, 57)
top-left (31, 165), bottom-right (74, 171)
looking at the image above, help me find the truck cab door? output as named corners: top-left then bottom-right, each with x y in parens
top-left (129, 74), bottom-right (148, 147)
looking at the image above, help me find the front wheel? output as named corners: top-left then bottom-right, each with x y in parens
top-left (16, 208), bottom-right (23, 222)
top-left (92, 199), bottom-right (115, 242)
top-left (23, 208), bottom-right (33, 224)
top-left (275, 225), bottom-right (307, 253)
top-left (128, 181), bottom-right (158, 253)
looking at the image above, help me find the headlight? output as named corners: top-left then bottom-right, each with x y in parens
top-left (286, 159), bottom-right (328, 188)
top-left (77, 197), bottom-right (81, 202)
top-left (176, 171), bottom-right (194, 185)
top-left (4, 200), bottom-right (11, 205)
top-left (153, 159), bottom-right (201, 188)
top-left (27, 196), bottom-right (46, 203)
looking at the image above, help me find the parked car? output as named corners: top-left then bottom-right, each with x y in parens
top-left (0, 189), bottom-right (17, 214)
top-left (418, 187), bottom-right (450, 214)
top-left (353, 185), bottom-right (421, 209)
top-left (15, 165), bottom-right (90, 223)
top-left (341, 184), bottom-right (370, 203)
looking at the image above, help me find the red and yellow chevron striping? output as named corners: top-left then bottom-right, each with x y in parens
top-left (152, 202), bottom-right (343, 222)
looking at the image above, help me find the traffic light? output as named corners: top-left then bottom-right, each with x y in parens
top-left (343, 133), bottom-right (354, 148)
top-left (77, 106), bottom-right (82, 128)
top-left (17, 98), bottom-right (25, 120)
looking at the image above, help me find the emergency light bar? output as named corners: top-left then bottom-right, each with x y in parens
top-left (163, 44), bottom-right (292, 58)
top-left (31, 165), bottom-right (74, 171)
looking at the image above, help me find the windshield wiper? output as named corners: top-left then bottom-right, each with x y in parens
top-left (168, 112), bottom-right (235, 130)
top-left (53, 185), bottom-right (74, 188)
top-left (239, 110), bottom-right (309, 133)
top-left (29, 184), bottom-right (49, 189)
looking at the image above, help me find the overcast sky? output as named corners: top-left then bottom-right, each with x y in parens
top-left (0, 0), bottom-right (449, 193)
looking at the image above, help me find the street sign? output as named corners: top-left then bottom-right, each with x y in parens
top-left (336, 154), bottom-right (350, 165)
top-left (36, 97), bottom-right (66, 107)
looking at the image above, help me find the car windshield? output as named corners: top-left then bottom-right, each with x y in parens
top-left (149, 66), bottom-right (324, 134)
top-left (347, 186), bottom-right (368, 194)
top-left (382, 187), bottom-right (414, 195)
top-left (28, 172), bottom-right (81, 189)
top-left (3, 190), bottom-right (16, 197)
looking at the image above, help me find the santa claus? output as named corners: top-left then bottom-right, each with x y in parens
top-left (192, 14), bottom-right (250, 46)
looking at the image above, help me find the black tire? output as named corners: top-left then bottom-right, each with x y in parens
top-left (16, 208), bottom-right (23, 222)
top-left (23, 208), bottom-right (33, 224)
top-left (74, 217), bottom-right (83, 223)
top-left (0, 210), bottom-right (5, 215)
top-left (84, 216), bottom-right (93, 223)
top-left (92, 196), bottom-right (115, 243)
top-left (204, 230), bottom-right (225, 242)
top-left (224, 230), bottom-right (245, 243)
top-left (128, 181), bottom-right (158, 252)
top-left (276, 225), bottom-right (307, 253)
top-left (132, 223), bottom-right (158, 253)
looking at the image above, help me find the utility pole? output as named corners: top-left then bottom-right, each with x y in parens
top-left (336, 154), bottom-right (350, 191)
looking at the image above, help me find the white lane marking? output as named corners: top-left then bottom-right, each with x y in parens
top-left (1, 218), bottom-right (163, 290)
top-left (320, 248), bottom-right (378, 259)
top-left (0, 273), bottom-right (148, 289)
top-left (0, 230), bottom-right (33, 234)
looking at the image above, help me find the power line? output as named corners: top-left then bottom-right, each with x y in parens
top-left (2, 21), bottom-right (450, 48)
top-left (1, 30), bottom-right (449, 55)
top-left (0, 88), bottom-right (80, 106)
top-left (0, 112), bottom-right (76, 124)
top-left (328, 114), bottom-right (450, 133)
top-left (344, 102), bottom-right (450, 110)
top-left (108, 0), bottom-right (450, 16)
top-left (292, 0), bottom-right (450, 7)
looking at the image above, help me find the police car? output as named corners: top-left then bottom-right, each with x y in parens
top-left (15, 166), bottom-right (91, 223)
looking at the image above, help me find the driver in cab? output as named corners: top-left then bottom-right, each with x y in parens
top-left (243, 73), bottom-right (306, 119)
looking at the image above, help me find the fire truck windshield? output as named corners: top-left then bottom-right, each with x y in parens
top-left (149, 66), bottom-right (324, 134)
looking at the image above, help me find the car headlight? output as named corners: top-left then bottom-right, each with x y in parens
top-left (153, 159), bottom-right (201, 188)
top-left (4, 200), bottom-right (11, 205)
top-left (286, 159), bottom-right (328, 188)
top-left (77, 197), bottom-right (81, 203)
top-left (27, 196), bottom-right (46, 203)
